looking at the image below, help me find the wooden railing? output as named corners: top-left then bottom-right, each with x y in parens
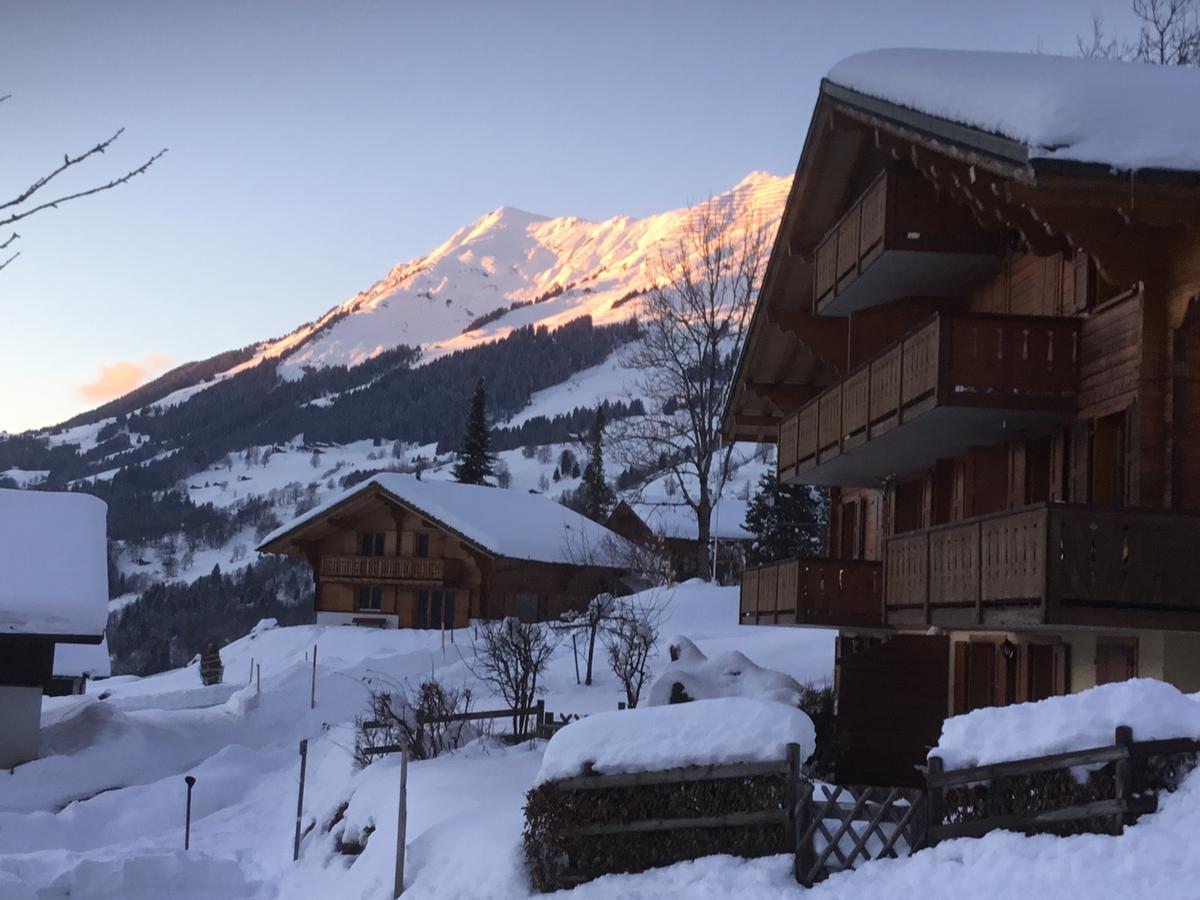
top-left (883, 503), bottom-right (1200, 627)
top-left (741, 558), bottom-right (883, 628)
top-left (319, 555), bottom-right (454, 581)
top-left (776, 312), bottom-right (1079, 481)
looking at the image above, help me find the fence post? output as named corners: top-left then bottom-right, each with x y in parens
top-left (784, 742), bottom-right (801, 880)
top-left (256, 663), bottom-right (261, 695)
top-left (393, 744), bottom-right (409, 898)
top-left (1114, 724), bottom-right (1134, 831)
top-left (249, 656), bottom-right (254, 685)
top-left (310, 644), bottom-right (318, 710)
top-left (535, 699), bottom-right (545, 739)
top-left (183, 775), bottom-right (196, 850)
top-left (794, 780), bottom-right (815, 886)
top-left (925, 756), bottom-right (944, 848)
top-left (293, 739), bottom-right (308, 861)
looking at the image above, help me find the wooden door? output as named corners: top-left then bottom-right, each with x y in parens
top-left (836, 634), bottom-right (950, 787)
top-left (1095, 637), bottom-right (1138, 685)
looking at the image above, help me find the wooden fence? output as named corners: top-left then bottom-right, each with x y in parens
top-left (796, 783), bottom-right (927, 886)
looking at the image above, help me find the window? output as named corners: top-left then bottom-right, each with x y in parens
top-left (356, 586), bottom-right (383, 611)
top-left (416, 533), bottom-right (430, 558)
top-left (360, 532), bottom-right (385, 556)
top-left (416, 589), bottom-right (455, 629)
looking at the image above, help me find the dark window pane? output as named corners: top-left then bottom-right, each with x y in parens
top-left (416, 534), bottom-right (430, 558)
top-left (443, 591), bottom-right (456, 629)
top-left (416, 590), bottom-right (429, 628)
top-left (360, 534), bottom-right (372, 555)
top-left (430, 590), bottom-right (443, 628)
top-left (375, 533), bottom-right (385, 556)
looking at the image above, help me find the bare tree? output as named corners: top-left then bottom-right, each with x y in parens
top-left (1079, 0), bottom-right (1200, 64)
top-left (604, 590), bottom-right (667, 709)
top-left (471, 618), bottom-right (557, 737)
top-left (1, 95), bottom-right (166, 271)
top-left (614, 201), bottom-right (768, 579)
top-left (554, 593), bottom-right (617, 686)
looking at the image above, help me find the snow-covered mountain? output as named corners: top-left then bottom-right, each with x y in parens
top-left (1, 172), bottom-right (790, 671)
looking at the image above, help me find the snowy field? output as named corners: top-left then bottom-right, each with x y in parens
top-left (6, 583), bottom-right (1200, 898)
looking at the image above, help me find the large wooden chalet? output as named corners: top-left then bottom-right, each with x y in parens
top-left (259, 474), bottom-right (635, 628)
top-left (724, 50), bottom-right (1200, 786)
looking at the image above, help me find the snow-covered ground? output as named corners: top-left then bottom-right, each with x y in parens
top-left (0, 582), bottom-right (832, 899)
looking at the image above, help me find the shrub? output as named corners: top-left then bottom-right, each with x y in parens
top-left (353, 677), bottom-right (475, 765)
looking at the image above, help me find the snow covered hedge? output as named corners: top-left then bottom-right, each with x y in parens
top-left (525, 698), bottom-right (814, 891)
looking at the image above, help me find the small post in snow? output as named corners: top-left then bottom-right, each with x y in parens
top-left (293, 739), bottom-right (308, 862)
top-left (393, 743), bottom-right (409, 898)
top-left (248, 656), bottom-right (254, 685)
top-left (183, 775), bottom-right (197, 850)
top-left (310, 644), bottom-right (318, 710)
top-left (256, 662), bottom-right (261, 695)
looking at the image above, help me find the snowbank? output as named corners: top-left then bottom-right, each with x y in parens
top-left (0, 488), bottom-right (108, 637)
top-left (259, 473), bottom-right (637, 566)
top-left (647, 636), bottom-right (804, 707)
top-left (827, 48), bottom-right (1200, 173)
top-left (933, 679), bottom-right (1200, 769)
top-left (536, 697), bottom-right (815, 784)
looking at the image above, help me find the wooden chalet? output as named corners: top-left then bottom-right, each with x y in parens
top-left (723, 50), bottom-right (1200, 786)
top-left (606, 498), bottom-right (752, 583)
top-left (258, 474), bottom-right (635, 629)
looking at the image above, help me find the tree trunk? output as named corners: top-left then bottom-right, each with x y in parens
top-left (695, 488), bottom-right (712, 580)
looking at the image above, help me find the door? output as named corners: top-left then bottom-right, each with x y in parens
top-left (1095, 637), bottom-right (1138, 685)
top-left (836, 634), bottom-right (950, 787)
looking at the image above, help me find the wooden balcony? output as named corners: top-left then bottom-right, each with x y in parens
top-left (777, 312), bottom-right (1079, 487)
top-left (814, 167), bottom-right (1002, 316)
top-left (319, 555), bottom-right (458, 582)
top-left (884, 504), bottom-right (1200, 630)
top-left (740, 558), bottom-right (883, 629)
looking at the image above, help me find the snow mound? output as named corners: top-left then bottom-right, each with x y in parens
top-left (535, 697), bottom-right (815, 784)
top-left (647, 637), bottom-right (804, 707)
top-left (827, 48), bottom-right (1200, 173)
top-left (933, 678), bottom-right (1200, 770)
top-left (0, 488), bottom-right (108, 637)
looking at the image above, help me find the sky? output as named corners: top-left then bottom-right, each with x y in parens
top-left (0, 0), bottom-right (1137, 433)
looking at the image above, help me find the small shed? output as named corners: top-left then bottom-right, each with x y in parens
top-left (0, 488), bottom-right (109, 767)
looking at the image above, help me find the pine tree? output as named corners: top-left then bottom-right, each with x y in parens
top-left (452, 378), bottom-right (497, 486)
top-left (743, 469), bottom-right (825, 565)
top-left (580, 407), bottom-right (616, 521)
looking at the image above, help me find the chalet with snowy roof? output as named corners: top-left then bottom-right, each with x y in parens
top-left (607, 498), bottom-right (752, 583)
top-left (724, 49), bottom-right (1200, 786)
top-left (0, 488), bottom-right (109, 768)
top-left (258, 475), bottom-right (635, 628)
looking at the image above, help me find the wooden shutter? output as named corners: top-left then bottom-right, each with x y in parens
top-left (1124, 403), bottom-right (1139, 505)
top-left (1068, 420), bottom-right (1092, 503)
top-left (1070, 252), bottom-right (1092, 313)
top-left (1007, 441), bottom-right (1027, 508)
top-left (1049, 430), bottom-right (1068, 502)
top-left (1052, 643), bottom-right (1070, 696)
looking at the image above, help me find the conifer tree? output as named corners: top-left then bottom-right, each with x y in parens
top-left (743, 469), bottom-right (825, 565)
top-left (580, 407), bottom-right (616, 521)
top-left (452, 378), bottom-right (496, 485)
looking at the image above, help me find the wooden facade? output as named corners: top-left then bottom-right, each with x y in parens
top-left (260, 482), bottom-right (628, 629)
top-left (723, 74), bottom-right (1200, 785)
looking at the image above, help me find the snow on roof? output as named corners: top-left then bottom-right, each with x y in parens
top-left (628, 498), bottom-right (752, 542)
top-left (647, 636), bottom-right (804, 707)
top-left (53, 636), bottom-right (111, 679)
top-left (933, 678), bottom-right (1200, 770)
top-left (0, 488), bottom-right (108, 638)
top-left (827, 49), bottom-right (1200, 173)
top-left (260, 473), bottom-right (636, 567)
top-left (536, 697), bottom-right (815, 784)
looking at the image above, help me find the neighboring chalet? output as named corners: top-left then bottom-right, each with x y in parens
top-left (724, 50), bottom-right (1200, 786)
top-left (259, 474), bottom-right (636, 628)
top-left (607, 498), bottom-right (752, 583)
top-left (0, 489), bottom-right (109, 768)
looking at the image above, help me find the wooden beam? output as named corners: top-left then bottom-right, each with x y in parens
top-left (748, 382), bottom-right (821, 409)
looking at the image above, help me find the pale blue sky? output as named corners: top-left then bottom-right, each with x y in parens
top-left (0, 0), bottom-right (1133, 432)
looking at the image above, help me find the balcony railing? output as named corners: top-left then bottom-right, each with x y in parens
top-left (777, 312), bottom-right (1079, 486)
top-left (740, 558), bottom-right (883, 628)
top-left (319, 556), bottom-right (456, 581)
top-left (883, 504), bottom-right (1200, 629)
top-left (814, 167), bottom-right (1002, 315)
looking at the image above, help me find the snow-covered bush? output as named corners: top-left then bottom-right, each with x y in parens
top-left (604, 592), bottom-right (665, 708)
top-left (470, 617), bottom-right (557, 737)
top-left (647, 636), bottom-right (804, 707)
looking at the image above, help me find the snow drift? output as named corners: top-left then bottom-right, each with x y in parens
top-left (646, 636), bottom-right (805, 707)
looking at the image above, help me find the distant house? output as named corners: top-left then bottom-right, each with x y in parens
top-left (258, 474), bottom-right (636, 628)
top-left (607, 498), bottom-right (752, 583)
top-left (0, 488), bottom-right (109, 768)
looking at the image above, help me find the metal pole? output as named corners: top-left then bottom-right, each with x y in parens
top-left (393, 744), bottom-right (409, 898)
top-left (310, 644), bottom-right (318, 710)
top-left (249, 656), bottom-right (254, 684)
top-left (256, 663), bottom-right (261, 695)
top-left (293, 739), bottom-right (308, 861)
top-left (184, 775), bottom-right (196, 850)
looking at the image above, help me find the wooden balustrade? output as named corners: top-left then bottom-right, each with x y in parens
top-left (884, 504), bottom-right (1200, 629)
top-left (741, 558), bottom-right (883, 628)
top-left (320, 555), bottom-right (453, 581)
top-left (777, 312), bottom-right (1079, 486)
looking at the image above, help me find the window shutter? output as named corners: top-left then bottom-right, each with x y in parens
top-left (1049, 430), bottom-right (1068, 502)
top-left (1068, 420), bottom-right (1092, 503)
top-left (953, 642), bottom-right (970, 715)
top-left (1071, 252), bottom-right (1092, 313)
